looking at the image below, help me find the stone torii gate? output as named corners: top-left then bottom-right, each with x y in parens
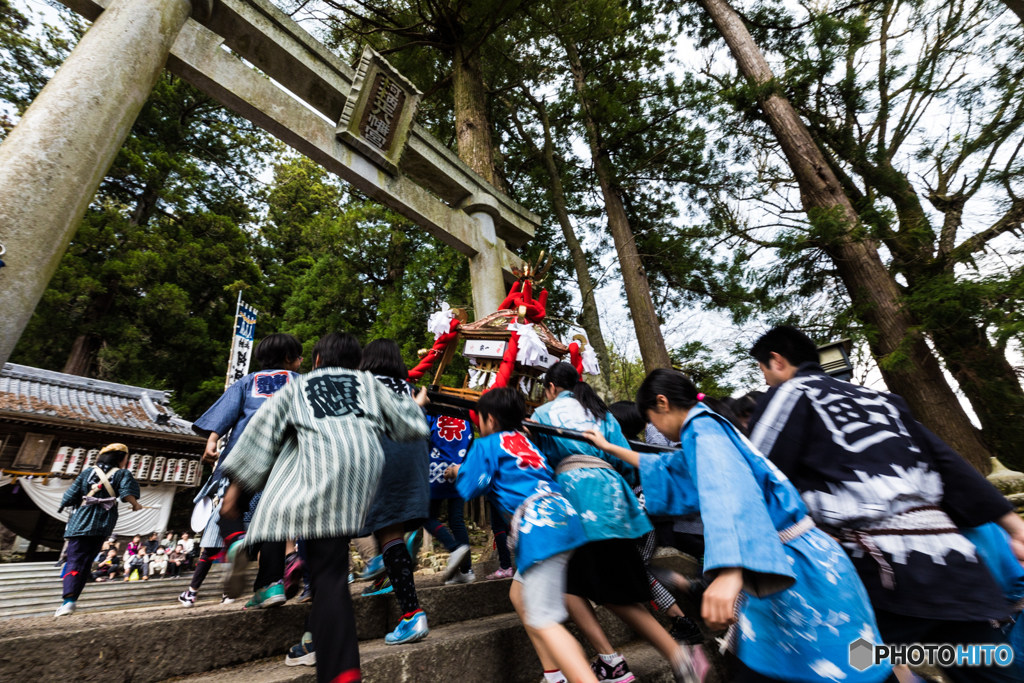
top-left (0, 0), bottom-right (539, 364)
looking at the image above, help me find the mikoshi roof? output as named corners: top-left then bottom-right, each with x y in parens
top-left (0, 363), bottom-right (194, 436)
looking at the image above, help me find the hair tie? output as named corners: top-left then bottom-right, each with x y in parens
top-left (696, 393), bottom-right (705, 401)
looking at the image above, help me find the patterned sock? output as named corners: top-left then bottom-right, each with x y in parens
top-left (381, 539), bottom-right (420, 615)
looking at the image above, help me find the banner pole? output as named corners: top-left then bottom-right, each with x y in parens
top-left (224, 290), bottom-right (242, 391)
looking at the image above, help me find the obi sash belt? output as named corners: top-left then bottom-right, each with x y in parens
top-left (723, 515), bottom-right (815, 654)
top-left (834, 505), bottom-right (960, 591)
top-left (83, 466), bottom-right (120, 510)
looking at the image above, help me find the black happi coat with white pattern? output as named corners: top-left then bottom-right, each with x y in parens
top-left (748, 363), bottom-right (1011, 622)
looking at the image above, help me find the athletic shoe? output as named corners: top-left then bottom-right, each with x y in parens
top-left (361, 575), bottom-right (393, 596)
top-left (591, 656), bottom-right (636, 683)
top-left (445, 568), bottom-right (476, 585)
top-left (244, 581), bottom-right (287, 610)
top-left (357, 554), bottom-right (386, 581)
top-left (405, 528), bottom-right (423, 565)
top-left (441, 545), bottom-right (471, 583)
top-left (669, 616), bottom-right (704, 645)
top-left (284, 552), bottom-right (304, 599)
top-left (385, 609), bottom-right (429, 645)
top-left (220, 594), bottom-right (235, 605)
top-left (298, 585), bottom-right (312, 603)
top-left (670, 645), bottom-right (707, 683)
top-left (222, 538), bottom-right (251, 599)
top-left (178, 589), bottom-right (197, 607)
top-left (285, 632), bottom-right (316, 667)
top-left (485, 567), bottom-right (514, 581)
top-left (348, 573), bottom-right (355, 584)
top-left (54, 600), bottom-right (76, 617)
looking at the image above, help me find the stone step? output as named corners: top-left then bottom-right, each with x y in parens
top-left (157, 616), bottom-right (701, 683)
top-left (0, 562), bottom-right (57, 573)
top-left (0, 577), bottom-right (521, 682)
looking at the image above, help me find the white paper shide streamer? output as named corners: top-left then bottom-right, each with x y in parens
top-left (427, 303), bottom-right (455, 340)
top-left (509, 323), bottom-right (548, 368)
top-left (581, 345), bottom-right (600, 376)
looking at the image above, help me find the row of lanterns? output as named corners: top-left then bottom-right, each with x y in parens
top-left (50, 447), bottom-right (200, 486)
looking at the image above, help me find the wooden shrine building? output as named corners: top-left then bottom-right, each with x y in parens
top-left (0, 363), bottom-right (204, 557)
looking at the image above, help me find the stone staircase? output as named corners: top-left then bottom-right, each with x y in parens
top-left (0, 554), bottom-right (729, 683)
top-left (0, 560), bottom-right (238, 619)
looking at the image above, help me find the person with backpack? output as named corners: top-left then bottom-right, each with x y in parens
top-left (55, 442), bottom-right (142, 616)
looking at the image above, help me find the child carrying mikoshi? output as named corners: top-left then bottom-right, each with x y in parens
top-left (184, 333), bottom-right (303, 609)
top-left (55, 443), bottom-right (142, 616)
top-left (444, 387), bottom-right (598, 683)
top-left (218, 332), bottom-right (430, 683)
top-left (585, 369), bottom-right (892, 683)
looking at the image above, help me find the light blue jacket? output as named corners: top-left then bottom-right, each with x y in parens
top-left (639, 403), bottom-right (889, 683)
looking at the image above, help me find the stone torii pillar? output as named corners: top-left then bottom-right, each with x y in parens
top-left (0, 0), bottom-right (212, 363)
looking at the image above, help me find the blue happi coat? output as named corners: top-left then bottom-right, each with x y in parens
top-left (640, 403), bottom-right (889, 683)
top-left (428, 415), bottom-right (473, 499)
top-left (531, 392), bottom-right (650, 542)
top-left (455, 430), bottom-right (587, 572)
top-left (961, 523), bottom-right (1024, 674)
top-left (191, 369), bottom-right (299, 547)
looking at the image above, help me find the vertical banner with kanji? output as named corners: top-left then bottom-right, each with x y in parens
top-left (225, 292), bottom-right (258, 389)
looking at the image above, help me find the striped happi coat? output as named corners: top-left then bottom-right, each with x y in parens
top-left (220, 367), bottom-right (430, 542)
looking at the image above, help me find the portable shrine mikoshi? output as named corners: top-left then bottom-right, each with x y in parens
top-left (407, 255), bottom-right (594, 413)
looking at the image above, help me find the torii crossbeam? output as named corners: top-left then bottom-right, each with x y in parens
top-left (0, 0), bottom-right (539, 363)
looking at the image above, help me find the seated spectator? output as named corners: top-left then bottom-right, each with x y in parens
top-left (161, 531), bottom-right (176, 549)
top-left (93, 549), bottom-right (121, 582)
top-left (126, 535), bottom-right (141, 557)
top-left (150, 548), bottom-right (169, 577)
top-left (167, 544), bottom-right (187, 577)
top-left (145, 532), bottom-right (160, 555)
top-left (126, 547), bottom-right (150, 581)
top-left (179, 532), bottom-right (194, 557)
top-left (94, 537), bottom-right (115, 563)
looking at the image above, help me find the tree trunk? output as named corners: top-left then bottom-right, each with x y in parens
top-left (62, 334), bottom-right (96, 376)
top-left (562, 41), bottom-right (673, 373)
top-left (698, 0), bottom-right (993, 472)
top-left (451, 44), bottom-right (503, 191)
top-left (535, 103), bottom-right (612, 380)
top-left (928, 321), bottom-right (1024, 471)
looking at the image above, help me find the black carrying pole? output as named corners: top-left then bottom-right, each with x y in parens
top-left (425, 389), bottom-right (675, 454)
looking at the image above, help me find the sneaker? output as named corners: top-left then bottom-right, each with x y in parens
top-left (244, 581), bottom-right (287, 610)
top-left (357, 554), bottom-right (386, 581)
top-left (485, 567), bottom-right (514, 581)
top-left (591, 655), bottom-right (636, 683)
top-left (54, 600), bottom-right (76, 617)
top-left (405, 528), bottom-right (423, 565)
top-left (361, 575), bottom-right (393, 596)
top-left (285, 632), bottom-right (316, 667)
top-left (348, 572), bottom-right (355, 584)
top-left (441, 545), bottom-right (471, 583)
top-left (222, 538), bottom-right (251, 599)
top-left (298, 585), bottom-right (312, 603)
top-left (284, 552), bottom-right (305, 599)
top-left (178, 589), bottom-right (196, 607)
top-left (670, 645), bottom-right (708, 683)
top-left (669, 616), bottom-right (705, 645)
top-left (220, 594), bottom-right (235, 605)
top-left (385, 609), bottom-right (429, 645)
top-left (445, 568), bottom-right (476, 585)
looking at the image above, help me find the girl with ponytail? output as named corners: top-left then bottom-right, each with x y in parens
top-left (585, 369), bottom-right (890, 683)
top-left (529, 363), bottom-right (701, 682)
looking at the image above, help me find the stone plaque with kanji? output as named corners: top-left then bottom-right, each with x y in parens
top-left (337, 47), bottom-right (422, 175)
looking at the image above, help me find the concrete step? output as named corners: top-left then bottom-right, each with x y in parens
top-left (0, 565), bottom-right (251, 620)
top-left (0, 562), bottom-right (57, 573)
